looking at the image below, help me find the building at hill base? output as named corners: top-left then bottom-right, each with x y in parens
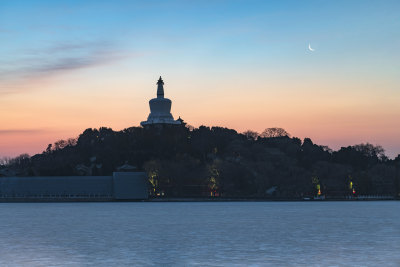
top-left (0, 172), bottom-right (148, 201)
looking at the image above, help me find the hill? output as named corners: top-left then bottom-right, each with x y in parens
top-left (1, 124), bottom-right (399, 198)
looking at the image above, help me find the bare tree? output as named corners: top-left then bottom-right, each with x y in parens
top-left (67, 138), bottom-right (78, 147)
top-left (243, 130), bottom-right (259, 140)
top-left (54, 140), bottom-right (68, 150)
top-left (260, 127), bottom-right (290, 138)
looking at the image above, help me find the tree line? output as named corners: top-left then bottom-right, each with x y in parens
top-left (1, 124), bottom-right (399, 199)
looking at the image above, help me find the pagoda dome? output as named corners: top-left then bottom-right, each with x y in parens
top-left (141, 77), bottom-right (181, 126)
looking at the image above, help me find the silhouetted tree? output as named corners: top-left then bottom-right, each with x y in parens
top-left (6, 123), bottom-right (396, 198)
top-left (243, 130), bottom-right (259, 140)
top-left (395, 155), bottom-right (400, 198)
top-left (260, 127), bottom-right (290, 138)
top-left (353, 143), bottom-right (387, 161)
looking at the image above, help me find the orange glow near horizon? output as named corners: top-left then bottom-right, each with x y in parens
top-left (1, 1), bottom-right (399, 158)
top-left (1, 71), bottom-right (399, 158)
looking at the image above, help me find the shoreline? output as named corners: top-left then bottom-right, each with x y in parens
top-left (0, 197), bottom-right (397, 203)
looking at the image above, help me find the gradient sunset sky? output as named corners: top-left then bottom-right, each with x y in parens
top-left (1, 0), bottom-right (399, 158)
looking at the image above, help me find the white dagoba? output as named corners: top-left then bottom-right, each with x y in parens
top-left (140, 77), bottom-right (181, 126)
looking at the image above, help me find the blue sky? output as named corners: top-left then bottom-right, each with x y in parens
top-left (2, 0), bottom-right (398, 76)
top-left (2, 0), bottom-right (399, 79)
top-left (1, 0), bottom-right (400, 157)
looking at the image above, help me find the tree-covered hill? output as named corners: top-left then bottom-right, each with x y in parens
top-left (1, 124), bottom-right (399, 198)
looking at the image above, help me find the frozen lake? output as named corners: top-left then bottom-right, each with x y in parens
top-left (0, 201), bottom-right (399, 266)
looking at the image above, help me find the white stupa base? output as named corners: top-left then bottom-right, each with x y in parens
top-left (140, 77), bottom-right (182, 127)
top-left (140, 119), bottom-right (181, 126)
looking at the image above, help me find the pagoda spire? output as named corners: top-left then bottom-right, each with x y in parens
top-left (157, 76), bottom-right (164, 98)
top-left (141, 77), bottom-right (181, 126)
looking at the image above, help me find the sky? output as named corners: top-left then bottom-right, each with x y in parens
top-left (1, 0), bottom-right (399, 158)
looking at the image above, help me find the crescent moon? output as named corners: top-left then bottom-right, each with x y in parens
top-left (308, 43), bottom-right (315, 51)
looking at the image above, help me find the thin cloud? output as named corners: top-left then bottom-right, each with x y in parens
top-left (0, 40), bottom-right (130, 93)
top-left (48, 40), bottom-right (113, 53)
top-left (0, 129), bottom-right (46, 135)
top-left (24, 52), bottom-right (119, 74)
